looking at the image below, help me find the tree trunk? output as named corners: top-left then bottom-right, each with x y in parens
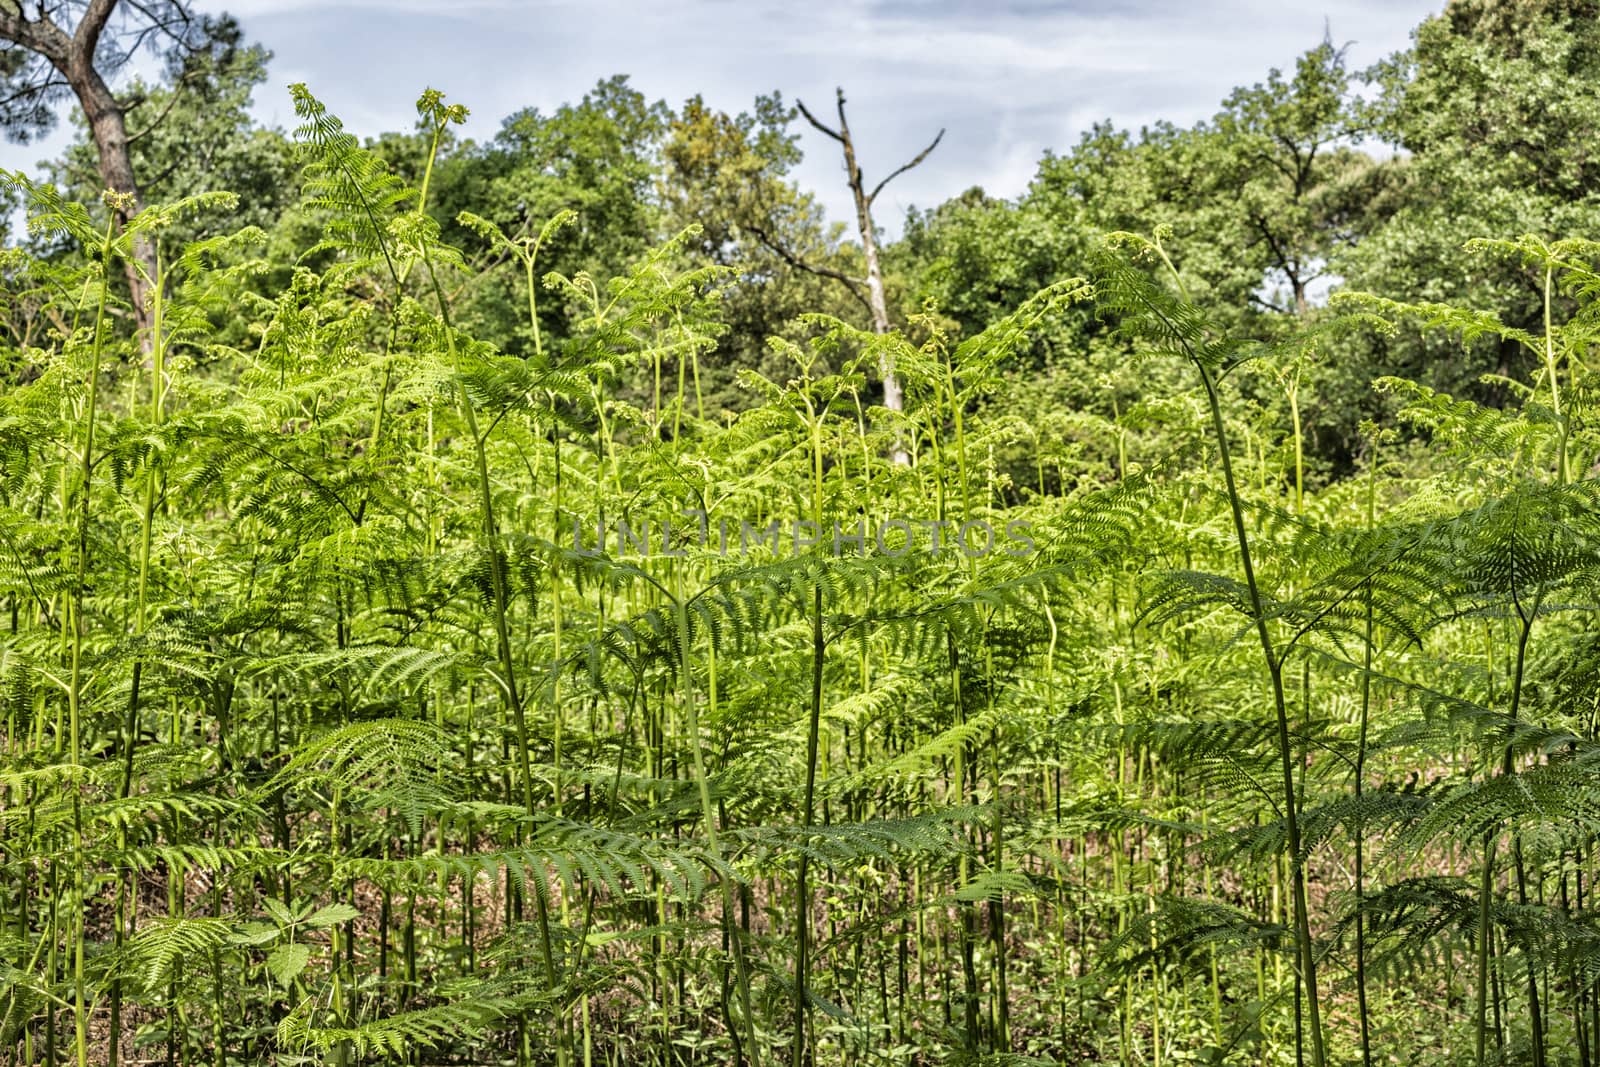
top-left (797, 90), bottom-right (941, 465)
top-left (0, 2), bottom-right (156, 345)
top-left (835, 96), bottom-right (903, 414)
top-left (72, 61), bottom-right (156, 345)
top-left (858, 214), bottom-right (903, 410)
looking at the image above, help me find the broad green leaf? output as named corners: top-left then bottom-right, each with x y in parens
top-left (305, 903), bottom-right (359, 929)
top-left (266, 943), bottom-right (310, 988)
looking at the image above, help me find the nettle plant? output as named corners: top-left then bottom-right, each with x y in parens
top-left (0, 83), bottom-right (1598, 1067)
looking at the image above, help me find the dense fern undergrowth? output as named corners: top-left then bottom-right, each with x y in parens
top-left (2, 88), bottom-right (1599, 1067)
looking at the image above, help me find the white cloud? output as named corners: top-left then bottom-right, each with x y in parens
top-left (3, 0), bottom-right (1442, 236)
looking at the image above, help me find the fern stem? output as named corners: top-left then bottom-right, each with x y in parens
top-left (424, 256), bottom-right (568, 1066)
top-left (67, 210), bottom-right (117, 1067)
top-left (790, 383), bottom-right (831, 1067)
top-left (1354, 430), bottom-right (1377, 1067)
top-left (1196, 363), bottom-right (1326, 1067)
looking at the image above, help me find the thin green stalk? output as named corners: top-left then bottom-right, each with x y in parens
top-left (792, 386), bottom-right (827, 1067)
top-left (1354, 430), bottom-right (1378, 1067)
top-left (423, 258), bottom-right (567, 1067)
top-left (1197, 361), bottom-right (1325, 1067)
top-left (66, 208), bottom-right (118, 1067)
top-left (1144, 234), bottom-right (1325, 1067)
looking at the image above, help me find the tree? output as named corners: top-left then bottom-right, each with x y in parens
top-left (660, 92), bottom-right (862, 414)
top-left (1017, 44), bottom-right (1389, 472)
top-left (0, 0), bottom-right (234, 334)
top-left (897, 185), bottom-right (1088, 345)
top-left (1212, 39), bottom-right (1375, 316)
top-left (1326, 0), bottom-right (1600, 459)
top-left (1371, 0), bottom-right (1600, 202)
top-left (1028, 41), bottom-right (1374, 327)
top-left (794, 87), bottom-right (942, 432)
top-left (433, 75), bottom-right (669, 354)
top-left (43, 36), bottom-right (293, 251)
top-left (1030, 122), bottom-right (1226, 307)
top-left (1203, 39), bottom-right (1382, 476)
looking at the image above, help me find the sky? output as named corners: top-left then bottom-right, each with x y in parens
top-left (3, 0), bottom-right (1444, 236)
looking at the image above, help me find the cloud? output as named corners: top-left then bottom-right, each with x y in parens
top-left (3, 0), bottom-right (1442, 236)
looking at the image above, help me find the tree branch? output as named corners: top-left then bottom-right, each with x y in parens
top-left (126, 71), bottom-right (191, 142)
top-left (74, 0), bottom-right (120, 62)
top-left (1248, 291), bottom-right (1290, 315)
top-left (112, 6), bottom-right (196, 67)
top-left (740, 219), bottom-right (873, 316)
top-left (138, 147), bottom-right (183, 190)
top-left (868, 128), bottom-right (944, 206)
top-left (795, 96), bottom-right (843, 144)
top-left (1248, 209), bottom-right (1297, 278)
top-left (0, 1), bottom-right (71, 63)
top-left (0, 72), bottom-right (69, 109)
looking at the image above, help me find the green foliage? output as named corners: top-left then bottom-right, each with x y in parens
top-left (5, 6), bottom-right (1600, 1064)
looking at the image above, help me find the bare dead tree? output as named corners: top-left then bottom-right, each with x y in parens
top-left (0, 0), bottom-right (227, 339)
top-left (794, 87), bottom-right (942, 458)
